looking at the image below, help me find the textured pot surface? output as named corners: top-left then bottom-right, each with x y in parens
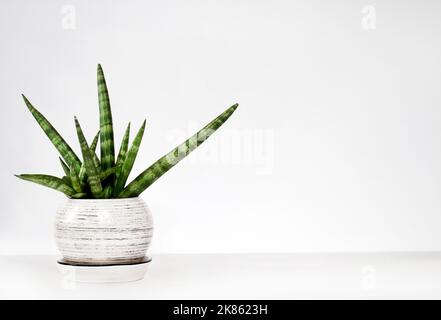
top-left (55, 197), bottom-right (153, 265)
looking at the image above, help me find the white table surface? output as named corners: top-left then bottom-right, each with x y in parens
top-left (1, 253), bottom-right (441, 299)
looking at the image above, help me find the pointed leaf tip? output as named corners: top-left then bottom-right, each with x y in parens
top-left (21, 94), bottom-right (31, 109)
top-left (15, 174), bottom-right (75, 197)
top-left (113, 121), bottom-right (146, 194)
top-left (97, 62), bottom-right (115, 176)
top-left (118, 103), bottom-right (239, 197)
top-left (75, 117), bottom-right (102, 197)
top-left (21, 96), bottom-right (82, 173)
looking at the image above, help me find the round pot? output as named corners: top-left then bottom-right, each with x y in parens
top-left (55, 197), bottom-right (153, 266)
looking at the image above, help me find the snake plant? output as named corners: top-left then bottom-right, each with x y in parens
top-left (16, 65), bottom-right (238, 199)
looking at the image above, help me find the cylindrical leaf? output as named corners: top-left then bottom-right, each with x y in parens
top-left (116, 122), bottom-right (131, 166)
top-left (69, 167), bottom-right (83, 193)
top-left (59, 157), bottom-right (70, 176)
top-left (22, 95), bottom-right (82, 173)
top-left (79, 130), bottom-right (100, 184)
top-left (118, 104), bottom-right (238, 198)
top-left (15, 174), bottom-right (75, 197)
top-left (74, 117), bottom-right (103, 197)
top-left (97, 64), bottom-right (115, 198)
top-left (114, 121), bottom-right (145, 195)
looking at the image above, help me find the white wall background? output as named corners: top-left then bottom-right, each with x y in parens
top-left (1, 0), bottom-right (441, 254)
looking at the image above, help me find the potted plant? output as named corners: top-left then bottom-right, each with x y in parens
top-left (16, 65), bottom-right (238, 282)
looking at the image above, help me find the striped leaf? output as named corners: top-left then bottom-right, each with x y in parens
top-left (22, 95), bottom-right (82, 173)
top-left (74, 117), bottom-right (103, 197)
top-left (97, 64), bottom-right (115, 198)
top-left (15, 174), bottom-right (75, 197)
top-left (62, 175), bottom-right (72, 186)
top-left (69, 167), bottom-right (82, 193)
top-left (79, 130), bottom-right (100, 183)
top-left (92, 150), bottom-right (101, 170)
top-left (90, 130), bottom-right (100, 152)
top-left (100, 165), bottom-right (121, 181)
top-left (90, 130), bottom-right (101, 172)
top-left (114, 120), bottom-right (146, 195)
top-left (116, 123), bottom-right (131, 166)
top-left (118, 104), bottom-right (238, 198)
top-left (115, 122), bottom-right (131, 183)
top-left (59, 157), bottom-right (70, 176)
top-left (71, 192), bottom-right (88, 199)
top-left (78, 165), bottom-right (86, 184)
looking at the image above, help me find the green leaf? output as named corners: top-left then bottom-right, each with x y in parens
top-left (62, 175), bottom-right (72, 186)
top-left (15, 174), bottom-right (75, 197)
top-left (118, 104), bottom-right (238, 198)
top-left (90, 130), bottom-right (100, 152)
top-left (114, 120), bottom-right (146, 195)
top-left (22, 95), bottom-right (82, 173)
top-left (59, 157), bottom-right (70, 176)
top-left (69, 167), bottom-right (83, 193)
top-left (100, 165), bottom-right (121, 181)
top-left (97, 64), bottom-right (115, 198)
top-left (90, 130), bottom-right (101, 172)
top-left (78, 165), bottom-right (86, 184)
top-left (74, 117), bottom-right (103, 197)
top-left (91, 150), bottom-right (101, 170)
top-left (115, 122), bottom-right (131, 184)
top-left (116, 123), bottom-right (131, 166)
top-left (79, 130), bottom-right (100, 184)
top-left (71, 192), bottom-right (88, 199)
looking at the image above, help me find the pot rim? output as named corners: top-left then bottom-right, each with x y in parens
top-left (66, 197), bottom-right (142, 202)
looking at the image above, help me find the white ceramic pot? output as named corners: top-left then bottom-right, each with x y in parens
top-left (55, 197), bottom-right (153, 266)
